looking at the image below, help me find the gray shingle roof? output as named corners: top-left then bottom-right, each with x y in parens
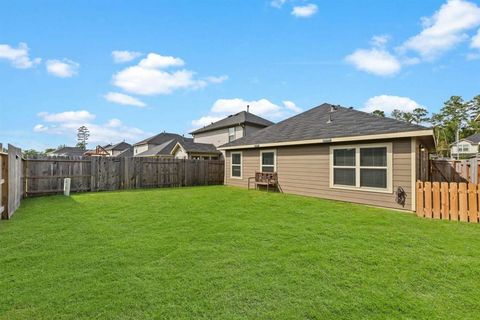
top-left (462, 133), bottom-right (480, 144)
top-left (176, 140), bottom-right (220, 154)
top-left (190, 111), bottom-right (274, 135)
top-left (135, 140), bottom-right (178, 157)
top-left (49, 147), bottom-right (86, 157)
top-left (134, 132), bottom-right (187, 146)
top-left (220, 103), bottom-right (431, 148)
top-left (105, 141), bottom-right (131, 151)
top-left (116, 146), bottom-right (133, 157)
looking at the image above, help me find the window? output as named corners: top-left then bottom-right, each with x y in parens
top-left (260, 150), bottom-right (276, 172)
top-left (330, 144), bottom-right (391, 192)
top-left (458, 144), bottom-right (469, 152)
top-left (231, 152), bottom-right (242, 178)
top-left (228, 127), bottom-right (236, 142)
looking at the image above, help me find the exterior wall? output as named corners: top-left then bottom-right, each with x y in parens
top-left (193, 125), bottom-right (244, 147)
top-left (133, 144), bottom-right (149, 156)
top-left (225, 138), bottom-right (416, 211)
top-left (451, 141), bottom-right (477, 155)
top-left (173, 145), bottom-right (188, 159)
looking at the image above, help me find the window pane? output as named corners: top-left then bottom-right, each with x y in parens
top-left (334, 149), bottom-right (355, 166)
top-left (232, 165), bottom-right (241, 177)
top-left (360, 169), bottom-right (387, 188)
top-left (360, 147), bottom-right (386, 167)
top-left (232, 153), bottom-right (241, 165)
top-left (334, 168), bottom-right (355, 186)
top-left (262, 152), bottom-right (274, 166)
top-left (262, 166), bottom-right (274, 173)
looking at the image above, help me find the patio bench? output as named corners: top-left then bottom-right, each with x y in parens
top-left (248, 172), bottom-right (278, 192)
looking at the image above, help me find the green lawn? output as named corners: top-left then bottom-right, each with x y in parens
top-left (1, 186), bottom-right (479, 319)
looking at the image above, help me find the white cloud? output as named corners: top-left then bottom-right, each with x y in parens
top-left (401, 0), bottom-right (480, 59)
top-left (33, 124), bottom-right (48, 132)
top-left (138, 53), bottom-right (185, 69)
top-left (38, 110), bottom-right (95, 123)
top-left (191, 115), bottom-right (225, 128)
top-left (283, 100), bottom-right (302, 113)
top-left (104, 92), bottom-right (146, 108)
top-left (0, 42), bottom-right (41, 69)
top-left (34, 110), bottom-right (147, 144)
top-left (371, 35), bottom-right (390, 47)
top-left (271, 0), bottom-right (286, 8)
top-left (112, 50), bottom-right (142, 63)
top-left (345, 48), bottom-right (401, 76)
top-left (361, 95), bottom-right (423, 115)
top-left (112, 52), bottom-right (224, 96)
top-left (114, 66), bottom-right (205, 95)
top-left (46, 59), bottom-right (79, 78)
top-left (205, 75), bottom-right (229, 84)
top-left (291, 4), bottom-right (318, 18)
top-left (471, 29), bottom-right (480, 48)
top-left (191, 98), bottom-right (301, 130)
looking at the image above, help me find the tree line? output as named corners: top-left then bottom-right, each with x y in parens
top-left (372, 95), bottom-right (480, 156)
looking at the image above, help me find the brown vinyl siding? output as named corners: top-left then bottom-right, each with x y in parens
top-left (225, 138), bottom-right (415, 211)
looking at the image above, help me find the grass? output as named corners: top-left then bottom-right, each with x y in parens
top-left (1, 186), bottom-right (479, 319)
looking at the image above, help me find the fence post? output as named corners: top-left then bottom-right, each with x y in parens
top-left (416, 181), bottom-right (424, 217)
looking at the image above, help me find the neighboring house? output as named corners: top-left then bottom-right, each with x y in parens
top-left (83, 145), bottom-right (110, 157)
top-left (133, 131), bottom-right (220, 159)
top-left (450, 133), bottom-right (480, 157)
top-left (116, 147), bottom-right (134, 158)
top-left (190, 111), bottom-right (273, 147)
top-left (171, 140), bottom-right (221, 160)
top-left (105, 141), bottom-right (132, 156)
top-left (48, 146), bottom-right (86, 157)
top-left (133, 132), bottom-right (187, 157)
top-left (218, 103), bottom-right (435, 211)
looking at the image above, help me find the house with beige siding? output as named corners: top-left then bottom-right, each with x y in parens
top-left (219, 103), bottom-right (434, 211)
top-left (190, 111), bottom-right (273, 147)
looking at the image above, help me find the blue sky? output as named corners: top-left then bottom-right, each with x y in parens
top-left (1, 0), bottom-right (480, 150)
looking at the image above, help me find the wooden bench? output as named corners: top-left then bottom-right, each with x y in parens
top-left (248, 172), bottom-right (278, 192)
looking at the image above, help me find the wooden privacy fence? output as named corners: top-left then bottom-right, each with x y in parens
top-left (24, 157), bottom-right (225, 196)
top-left (416, 181), bottom-right (479, 223)
top-left (430, 159), bottom-right (480, 183)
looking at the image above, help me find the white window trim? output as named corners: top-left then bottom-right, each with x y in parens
top-left (230, 151), bottom-right (243, 179)
top-left (228, 127), bottom-right (236, 142)
top-left (329, 143), bottom-right (393, 194)
top-left (260, 149), bottom-right (277, 172)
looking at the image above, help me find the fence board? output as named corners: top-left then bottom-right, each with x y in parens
top-left (432, 182), bottom-right (440, 219)
top-left (416, 181), bottom-right (423, 217)
top-left (440, 182), bottom-right (449, 220)
top-left (424, 182), bottom-right (432, 218)
top-left (468, 183), bottom-right (478, 223)
top-left (449, 183), bottom-right (458, 221)
top-left (459, 183), bottom-right (468, 222)
top-left (6, 144), bottom-right (23, 219)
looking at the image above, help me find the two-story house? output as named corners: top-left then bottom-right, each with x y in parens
top-left (451, 133), bottom-right (480, 158)
top-left (189, 111), bottom-right (274, 147)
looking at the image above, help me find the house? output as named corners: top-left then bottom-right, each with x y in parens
top-left (133, 132), bottom-right (187, 157)
top-left (218, 103), bottom-right (435, 211)
top-left (104, 141), bottom-right (132, 156)
top-left (450, 133), bottom-right (480, 158)
top-left (190, 110), bottom-right (273, 147)
top-left (48, 146), bottom-right (86, 157)
top-left (171, 139), bottom-right (221, 160)
top-left (83, 145), bottom-right (110, 157)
